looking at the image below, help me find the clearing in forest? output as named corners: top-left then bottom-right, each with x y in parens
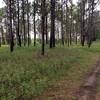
top-left (0, 42), bottom-right (100, 99)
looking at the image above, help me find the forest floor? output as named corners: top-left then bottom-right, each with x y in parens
top-left (34, 42), bottom-right (100, 100)
top-left (0, 42), bottom-right (100, 100)
top-left (77, 59), bottom-right (100, 100)
top-left (96, 72), bottom-right (100, 99)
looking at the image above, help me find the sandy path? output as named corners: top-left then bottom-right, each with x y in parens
top-left (77, 59), bottom-right (100, 100)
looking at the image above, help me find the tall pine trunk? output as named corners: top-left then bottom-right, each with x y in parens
top-left (33, 1), bottom-right (36, 46)
top-left (61, 3), bottom-right (64, 45)
top-left (22, 0), bottom-right (26, 46)
top-left (27, 0), bottom-right (30, 46)
top-left (41, 0), bottom-right (45, 55)
top-left (50, 0), bottom-right (55, 48)
top-left (9, 0), bottom-right (14, 52)
top-left (45, 14), bottom-right (48, 44)
top-left (17, 0), bottom-right (21, 47)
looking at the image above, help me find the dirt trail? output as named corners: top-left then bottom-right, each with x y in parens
top-left (77, 59), bottom-right (100, 100)
top-left (35, 59), bottom-right (100, 100)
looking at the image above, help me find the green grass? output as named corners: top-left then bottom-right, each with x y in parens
top-left (0, 42), bottom-right (100, 99)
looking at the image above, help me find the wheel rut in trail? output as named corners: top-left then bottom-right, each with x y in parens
top-left (77, 59), bottom-right (100, 100)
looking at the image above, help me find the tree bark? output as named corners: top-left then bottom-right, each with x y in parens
top-left (50, 0), bottom-right (55, 48)
top-left (41, 0), bottom-right (45, 55)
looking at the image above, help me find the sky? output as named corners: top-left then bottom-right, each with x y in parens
top-left (0, 0), bottom-right (78, 8)
top-left (0, 0), bottom-right (5, 8)
top-left (0, 0), bottom-right (99, 10)
top-left (0, 0), bottom-right (33, 8)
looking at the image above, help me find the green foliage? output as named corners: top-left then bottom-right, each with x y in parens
top-left (96, 30), bottom-right (100, 40)
top-left (0, 8), bottom-right (3, 17)
top-left (0, 42), bottom-right (100, 99)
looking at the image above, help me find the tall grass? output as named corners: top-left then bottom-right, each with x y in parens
top-left (0, 42), bottom-right (100, 99)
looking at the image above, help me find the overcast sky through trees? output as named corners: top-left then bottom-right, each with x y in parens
top-left (0, 0), bottom-right (99, 10)
top-left (0, 0), bottom-right (33, 8)
top-left (0, 0), bottom-right (80, 8)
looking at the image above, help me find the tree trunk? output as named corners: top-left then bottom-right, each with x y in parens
top-left (27, 0), bottom-right (30, 46)
top-left (22, 0), bottom-right (26, 46)
top-left (61, 3), bottom-right (64, 45)
top-left (45, 14), bottom-right (48, 44)
top-left (1, 26), bottom-right (5, 45)
top-left (9, 0), bottom-right (14, 52)
top-left (50, 0), bottom-right (55, 48)
top-left (41, 0), bottom-right (45, 55)
top-left (17, 0), bottom-right (21, 47)
top-left (33, 1), bottom-right (36, 46)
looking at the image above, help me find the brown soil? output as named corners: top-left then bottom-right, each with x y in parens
top-left (96, 93), bottom-right (100, 100)
top-left (34, 80), bottom-right (80, 100)
top-left (77, 59), bottom-right (100, 100)
top-left (34, 59), bottom-right (100, 100)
